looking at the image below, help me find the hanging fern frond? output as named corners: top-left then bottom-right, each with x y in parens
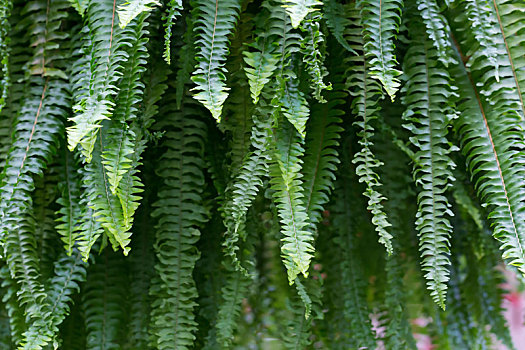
top-left (301, 80), bottom-right (344, 226)
top-left (402, 30), bottom-right (457, 308)
top-left (175, 13), bottom-right (195, 108)
top-left (242, 10), bottom-right (279, 105)
top-left (55, 149), bottom-right (83, 256)
top-left (67, 0), bottom-right (130, 161)
top-left (300, 12), bottom-right (332, 102)
top-left (357, 0), bottom-right (403, 100)
top-left (490, 0), bottom-right (525, 117)
top-left (148, 93), bottom-right (208, 350)
top-left (222, 108), bottom-right (271, 271)
top-left (463, 0), bottom-right (501, 81)
top-left (162, 0), bottom-right (183, 64)
top-left (450, 38), bottom-right (525, 277)
top-left (269, 120), bottom-right (314, 284)
top-left (191, 0), bottom-right (241, 122)
top-left (83, 249), bottom-right (128, 350)
top-left (415, 0), bottom-right (452, 66)
top-left (345, 3), bottom-right (393, 254)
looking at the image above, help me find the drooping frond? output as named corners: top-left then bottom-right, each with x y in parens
top-left (148, 92), bottom-right (208, 350)
top-left (463, 0), bottom-right (501, 81)
top-left (83, 249), bottom-right (128, 350)
top-left (191, 0), bottom-right (241, 122)
top-left (0, 1), bottom-right (70, 346)
top-left (402, 26), bottom-right (457, 308)
top-left (243, 7), bottom-right (279, 105)
top-left (67, 0), bottom-right (130, 161)
top-left (269, 120), bottom-right (314, 284)
top-left (283, 0), bottom-right (322, 29)
top-left (357, 0), bottom-right (403, 100)
top-left (21, 252), bottom-right (87, 349)
top-left (346, 3), bottom-right (393, 254)
top-left (175, 13), bottom-right (195, 108)
top-left (222, 108), bottom-right (271, 271)
top-left (118, 0), bottom-right (160, 28)
top-left (299, 12), bottom-right (332, 102)
top-left (490, 0), bottom-right (525, 117)
top-left (450, 36), bottom-right (525, 276)
top-left (162, 0), bottom-right (183, 64)
top-left (55, 149), bottom-right (83, 256)
top-left (301, 77), bottom-right (344, 226)
top-left (415, 0), bottom-right (451, 66)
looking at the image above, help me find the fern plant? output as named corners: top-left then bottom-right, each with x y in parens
top-left (2, 0), bottom-right (525, 349)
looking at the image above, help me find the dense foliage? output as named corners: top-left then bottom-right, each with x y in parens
top-left (0, 0), bottom-right (524, 348)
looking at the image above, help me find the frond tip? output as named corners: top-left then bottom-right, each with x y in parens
top-left (192, 0), bottom-right (241, 122)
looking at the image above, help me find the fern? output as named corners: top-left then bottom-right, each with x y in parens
top-left (415, 0), bottom-right (451, 66)
top-left (299, 12), bottom-right (332, 102)
top-left (357, 0), bottom-right (403, 100)
top-left (162, 0), bottom-right (183, 64)
top-left (450, 36), bottom-right (525, 275)
top-left (490, 0), bottom-right (525, 117)
top-left (148, 92), bottom-right (208, 350)
top-left (269, 120), bottom-right (314, 284)
top-left (191, 0), bottom-right (241, 122)
top-left (242, 9), bottom-right (279, 104)
top-left (301, 75), bottom-right (344, 226)
top-left (83, 249), bottom-right (128, 350)
top-left (67, 0), bottom-right (130, 161)
top-left (55, 148), bottom-right (83, 256)
top-left (402, 24), bottom-right (458, 308)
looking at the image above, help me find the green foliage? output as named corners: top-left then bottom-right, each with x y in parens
top-left (402, 21), bottom-right (457, 308)
top-left (192, 0), bottom-right (241, 122)
top-left (1, 0), bottom-right (525, 349)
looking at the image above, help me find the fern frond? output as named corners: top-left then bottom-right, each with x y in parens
top-left (55, 149), bottom-right (83, 256)
top-left (118, 0), bottom-right (160, 28)
top-left (283, 0), bottom-right (322, 29)
top-left (300, 12), bottom-right (332, 102)
top-left (162, 0), bottom-right (183, 64)
top-left (450, 37), bottom-right (525, 276)
top-left (415, 0), bottom-right (451, 66)
top-left (301, 82), bottom-right (344, 226)
top-left (463, 0), bottom-right (502, 81)
top-left (243, 21), bottom-right (279, 104)
top-left (175, 13), bottom-right (195, 108)
top-left (0, 2), bottom-right (70, 346)
top-left (491, 0), bottom-right (525, 118)
top-left (327, 177), bottom-right (377, 348)
top-left (357, 0), bottom-right (403, 100)
top-left (346, 4), bottom-right (393, 254)
top-left (269, 120), bottom-right (314, 284)
top-left (83, 249), bottom-right (128, 350)
top-left (191, 0), bottom-right (241, 121)
top-left (0, 266), bottom-right (26, 346)
top-left (67, 0), bottom-right (130, 161)
top-left (148, 93), bottom-right (208, 350)
top-left (402, 31), bottom-right (457, 308)
top-left (222, 108), bottom-right (271, 271)
top-left (21, 252), bottom-right (87, 349)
